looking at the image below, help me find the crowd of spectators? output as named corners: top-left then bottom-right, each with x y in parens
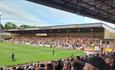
top-left (6, 36), bottom-right (100, 49)
top-left (1, 52), bottom-right (115, 70)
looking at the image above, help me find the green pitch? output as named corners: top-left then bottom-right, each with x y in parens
top-left (0, 42), bottom-right (85, 67)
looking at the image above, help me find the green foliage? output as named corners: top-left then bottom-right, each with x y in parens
top-left (20, 25), bottom-right (38, 29)
top-left (20, 25), bottom-right (30, 28)
top-left (0, 42), bottom-right (85, 67)
top-left (4, 22), bottom-right (18, 29)
top-left (4, 22), bottom-right (38, 29)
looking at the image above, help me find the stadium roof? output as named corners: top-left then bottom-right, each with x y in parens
top-left (28, 0), bottom-right (115, 24)
top-left (5, 23), bottom-right (115, 33)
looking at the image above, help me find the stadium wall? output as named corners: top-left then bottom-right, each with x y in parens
top-left (104, 29), bottom-right (115, 39)
top-left (47, 32), bottom-right (104, 38)
top-left (111, 40), bottom-right (115, 52)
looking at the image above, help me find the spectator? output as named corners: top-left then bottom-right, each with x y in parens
top-left (83, 56), bottom-right (107, 70)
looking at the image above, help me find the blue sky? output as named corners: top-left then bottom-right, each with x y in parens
top-left (0, 0), bottom-right (115, 28)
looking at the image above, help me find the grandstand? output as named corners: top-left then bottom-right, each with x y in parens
top-left (4, 23), bottom-right (115, 51)
top-left (5, 23), bottom-right (115, 39)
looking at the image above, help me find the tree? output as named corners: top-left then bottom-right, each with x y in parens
top-left (4, 22), bottom-right (18, 29)
top-left (20, 25), bottom-right (38, 29)
top-left (20, 25), bottom-right (30, 29)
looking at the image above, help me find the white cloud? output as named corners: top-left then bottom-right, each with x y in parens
top-left (0, 1), bottom-right (46, 26)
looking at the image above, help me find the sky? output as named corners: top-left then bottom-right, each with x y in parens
top-left (0, 0), bottom-right (115, 28)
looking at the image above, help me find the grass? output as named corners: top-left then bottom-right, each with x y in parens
top-left (0, 42), bottom-right (86, 67)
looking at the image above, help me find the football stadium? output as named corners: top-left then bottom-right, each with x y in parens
top-left (0, 0), bottom-right (115, 70)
